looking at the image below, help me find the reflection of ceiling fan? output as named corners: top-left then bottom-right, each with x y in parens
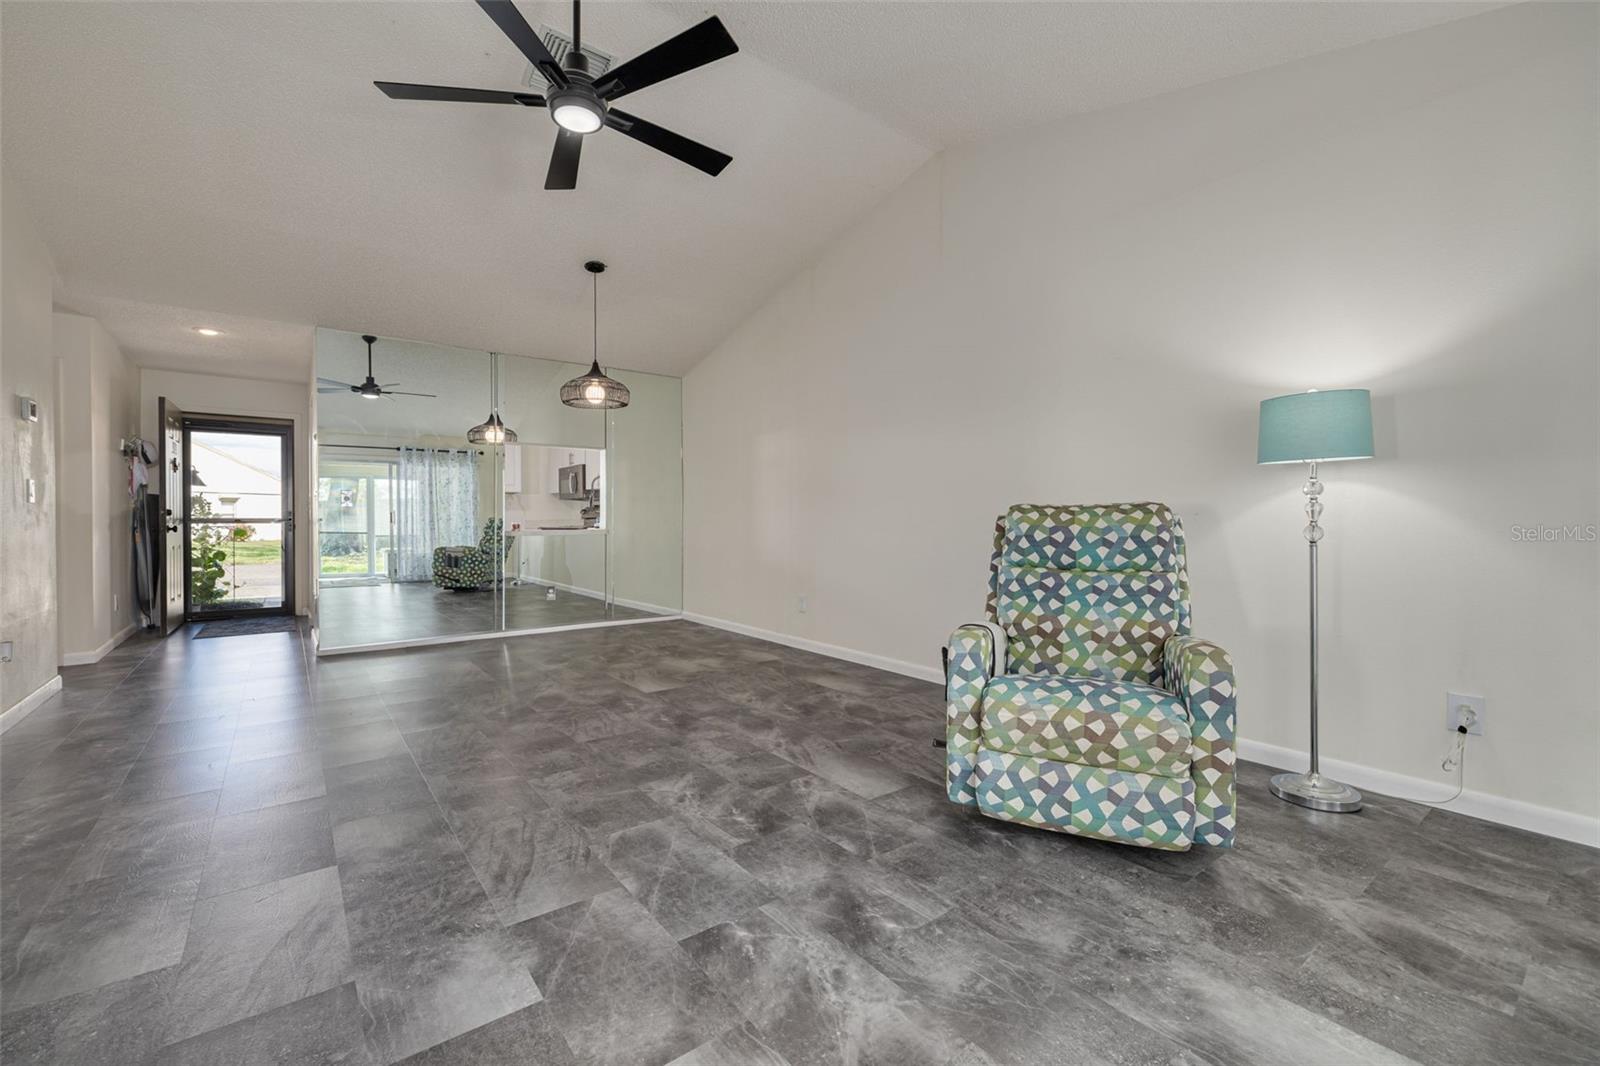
top-left (375, 0), bottom-right (737, 190)
top-left (317, 335), bottom-right (437, 400)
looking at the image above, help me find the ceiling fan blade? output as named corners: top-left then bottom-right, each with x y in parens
top-left (545, 129), bottom-right (583, 190)
top-left (382, 390), bottom-right (439, 398)
top-left (317, 387), bottom-right (351, 394)
top-left (593, 16), bottom-right (737, 101)
top-left (317, 377), bottom-right (355, 387)
top-left (476, 1), bottom-right (568, 87)
top-left (375, 81), bottom-right (545, 107)
top-left (605, 110), bottom-right (730, 176)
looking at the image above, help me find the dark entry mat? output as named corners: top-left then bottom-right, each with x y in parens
top-left (191, 616), bottom-right (300, 638)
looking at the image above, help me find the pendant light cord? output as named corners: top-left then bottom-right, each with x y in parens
top-left (592, 271), bottom-right (600, 373)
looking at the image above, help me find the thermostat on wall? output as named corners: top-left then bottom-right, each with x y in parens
top-left (19, 397), bottom-right (39, 422)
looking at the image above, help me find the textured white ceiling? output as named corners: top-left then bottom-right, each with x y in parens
top-left (53, 293), bottom-right (316, 383)
top-left (3, 1), bottom-right (1498, 381)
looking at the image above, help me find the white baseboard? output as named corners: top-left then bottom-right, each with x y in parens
top-left (612, 593), bottom-right (677, 616)
top-left (681, 611), bottom-right (1597, 849)
top-left (1, 674), bottom-right (63, 734)
top-left (59, 623), bottom-right (138, 667)
top-left (682, 612), bottom-right (944, 684)
top-left (1237, 737), bottom-right (1599, 848)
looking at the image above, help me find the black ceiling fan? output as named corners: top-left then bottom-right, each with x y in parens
top-left (375, 0), bottom-right (738, 190)
top-left (318, 335), bottom-right (437, 400)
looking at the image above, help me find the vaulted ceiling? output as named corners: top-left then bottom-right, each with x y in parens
top-left (1, 1), bottom-right (1496, 381)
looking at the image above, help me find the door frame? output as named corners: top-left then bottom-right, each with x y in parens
top-left (183, 413), bottom-right (296, 620)
top-left (158, 396), bottom-right (187, 634)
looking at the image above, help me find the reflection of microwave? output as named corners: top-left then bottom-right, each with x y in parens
top-left (557, 464), bottom-right (587, 499)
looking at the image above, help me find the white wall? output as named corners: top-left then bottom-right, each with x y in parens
top-left (1, 168), bottom-right (60, 712)
top-left (684, 4), bottom-right (1599, 826)
top-left (54, 312), bottom-right (141, 659)
top-left (139, 367), bottom-right (315, 613)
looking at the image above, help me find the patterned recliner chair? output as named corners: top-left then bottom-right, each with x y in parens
top-left (945, 503), bottom-right (1236, 850)
top-left (432, 518), bottom-right (513, 591)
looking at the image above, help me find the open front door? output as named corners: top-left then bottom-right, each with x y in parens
top-left (158, 396), bottom-right (187, 634)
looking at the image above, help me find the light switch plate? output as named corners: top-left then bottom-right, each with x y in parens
top-left (26, 478), bottom-right (37, 504)
top-left (0, 641), bottom-right (13, 663)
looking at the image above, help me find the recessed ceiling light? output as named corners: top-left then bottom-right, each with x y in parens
top-left (194, 327), bottom-right (223, 336)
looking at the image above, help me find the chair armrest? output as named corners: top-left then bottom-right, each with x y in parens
top-left (945, 623), bottom-right (999, 805)
top-left (1162, 635), bottom-right (1238, 847)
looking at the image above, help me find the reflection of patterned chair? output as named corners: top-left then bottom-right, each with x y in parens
top-left (945, 503), bottom-right (1237, 851)
top-left (432, 518), bottom-right (513, 591)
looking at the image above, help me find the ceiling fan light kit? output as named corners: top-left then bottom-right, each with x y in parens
top-left (376, 0), bottom-right (738, 190)
top-left (561, 261), bottom-right (630, 410)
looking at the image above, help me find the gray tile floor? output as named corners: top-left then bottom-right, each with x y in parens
top-left (1, 621), bottom-right (1595, 1065)
top-left (317, 580), bottom-right (662, 649)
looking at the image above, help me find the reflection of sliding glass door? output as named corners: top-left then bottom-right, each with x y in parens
top-left (318, 459), bottom-right (395, 584)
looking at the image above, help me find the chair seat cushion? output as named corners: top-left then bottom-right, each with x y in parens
top-left (973, 748), bottom-right (1194, 851)
top-left (980, 673), bottom-right (1191, 777)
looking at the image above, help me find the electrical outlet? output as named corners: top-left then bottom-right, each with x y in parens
top-left (26, 478), bottom-right (37, 504)
top-left (796, 595), bottom-right (808, 614)
top-left (113, 593), bottom-right (119, 613)
top-left (1446, 692), bottom-right (1486, 736)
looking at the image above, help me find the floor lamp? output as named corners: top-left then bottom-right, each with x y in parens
top-left (1257, 388), bottom-right (1374, 813)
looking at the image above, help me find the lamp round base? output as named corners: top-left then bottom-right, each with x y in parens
top-left (1269, 771), bottom-right (1363, 813)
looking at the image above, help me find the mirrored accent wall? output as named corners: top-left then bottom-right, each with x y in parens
top-left (312, 327), bottom-right (682, 653)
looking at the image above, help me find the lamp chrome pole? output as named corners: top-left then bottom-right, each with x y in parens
top-left (1269, 460), bottom-right (1363, 812)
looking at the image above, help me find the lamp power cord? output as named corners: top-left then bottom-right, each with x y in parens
top-left (1391, 706), bottom-right (1476, 807)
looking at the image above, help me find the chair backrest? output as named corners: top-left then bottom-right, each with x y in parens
top-left (986, 503), bottom-right (1190, 684)
top-left (479, 517), bottom-right (508, 556)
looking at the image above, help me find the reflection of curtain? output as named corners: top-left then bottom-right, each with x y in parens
top-left (394, 448), bottom-right (478, 582)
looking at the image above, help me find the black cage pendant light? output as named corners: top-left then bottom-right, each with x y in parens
top-left (468, 353), bottom-right (518, 444)
top-left (561, 262), bottom-right (631, 409)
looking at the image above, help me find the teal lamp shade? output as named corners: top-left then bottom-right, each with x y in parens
top-left (1257, 388), bottom-right (1374, 464)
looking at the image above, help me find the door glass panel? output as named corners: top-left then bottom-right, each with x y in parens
top-left (188, 428), bottom-right (289, 615)
top-left (319, 474), bottom-right (371, 576)
top-left (190, 430), bottom-right (283, 518)
top-left (192, 527), bottom-right (285, 609)
top-left (372, 473), bottom-right (394, 577)
top-left (317, 459), bottom-right (395, 582)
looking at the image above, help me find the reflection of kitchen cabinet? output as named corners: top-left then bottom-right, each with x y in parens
top-left (542, 448), bottom-right (603, 494)
top-left (502, 447), bottom-right (522, 494)
top-left (503, 445), bottom-right (604, 497)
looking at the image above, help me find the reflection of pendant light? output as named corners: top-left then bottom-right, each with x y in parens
top-left (467, 353), bottom-right (518, 445)
top-left (561, 261), bottom-right (630, 410)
